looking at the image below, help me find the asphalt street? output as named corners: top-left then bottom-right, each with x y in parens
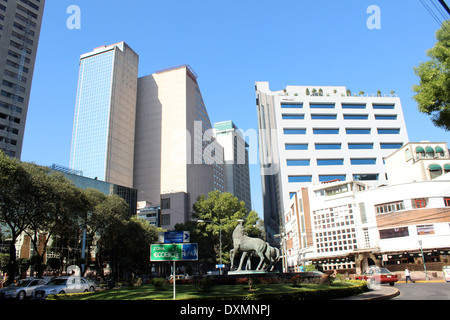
top-left (392, 282), bottom-right (450, 300)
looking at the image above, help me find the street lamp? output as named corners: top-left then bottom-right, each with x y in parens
top-left (418, 240), bottom-right (429, 281)
top-left (197, 219), bottom-right (224, 275)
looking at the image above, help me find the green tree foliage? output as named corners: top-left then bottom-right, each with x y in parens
top-left (176, 191), bottom-right (262, 268)
top-left (413, 20), bottom-right (450, 131)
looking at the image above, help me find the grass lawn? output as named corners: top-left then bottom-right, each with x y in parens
top-left (56, 281), bottom-right (366, 301)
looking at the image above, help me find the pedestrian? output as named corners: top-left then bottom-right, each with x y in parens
top-left (405, 267), bottom-right (413, 283)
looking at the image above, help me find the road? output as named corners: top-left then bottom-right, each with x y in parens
top-left (392, 282), bottom-right (450, 300)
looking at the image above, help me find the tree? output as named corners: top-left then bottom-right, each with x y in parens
top-left (413, 20), bottom-right (450, 131)
top-left (0, 152), bottom-right (39, 284)
top-left (182, 191), bottom-right (262, 270)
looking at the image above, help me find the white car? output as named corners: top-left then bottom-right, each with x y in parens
top-left (0, 278), bottom-right (47, 300)
top-left (33, 276), bottom-right (96, 299)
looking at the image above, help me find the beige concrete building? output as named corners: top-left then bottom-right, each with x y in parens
top-left (0, 0), bottom-right (46, 159)
top-left (134, 65), bottom-right (224, 230)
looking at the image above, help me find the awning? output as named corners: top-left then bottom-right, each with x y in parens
top-left (429, 164), bottom-right (442, 170)
top-left (436, 146), bottom-right (444, 153)
top-left (416, 146), bottom-right (424, 153)
top-left (426, 146), bottom-right (434, 153)
top-left (444, 164), bottom-right (450, 170)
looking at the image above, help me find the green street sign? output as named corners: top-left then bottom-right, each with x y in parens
top-left (150, 243), bottom-right (198, 261)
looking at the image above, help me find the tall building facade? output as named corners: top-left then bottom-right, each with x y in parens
top-left (69, 42), bottom-right (139, 188)
top-left (214, 120), bottom-right (252, 212)
top-left (134, 64), bottom-right (224, 230)
top-left (0, 0), bottom-right (45, 159)
top-left (256, 81), bottom-right (409, 244)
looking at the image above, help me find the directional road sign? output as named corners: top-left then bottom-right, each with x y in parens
top-left (150, 243), bottom-right (198, 261)
top-left (158, 231), bottom-right (190, 243)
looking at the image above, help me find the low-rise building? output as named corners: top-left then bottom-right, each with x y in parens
top-left (284, 176), bottom-right (450, 274)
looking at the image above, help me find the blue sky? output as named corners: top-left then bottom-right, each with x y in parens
top-left (21, 0), bottom-right (450, 217)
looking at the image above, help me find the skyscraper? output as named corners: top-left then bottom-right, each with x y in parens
top-left (0, 0), bottom-right (45, 159)
top-left (256, 81), bottom-right (409, 244)
top-left (134, 64), bottom-right (224, 230)
top-left (214, 120), bottom-right (252, 212)
top-left (69, 42), bottom-right (139, 188)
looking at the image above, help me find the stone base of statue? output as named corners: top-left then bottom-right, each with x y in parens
top-left (227, 270), bottom-right (279, 275)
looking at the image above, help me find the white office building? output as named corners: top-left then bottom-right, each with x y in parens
top-left (256, 82), bottom-right (409, 243)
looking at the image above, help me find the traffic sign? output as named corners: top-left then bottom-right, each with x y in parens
top-left (158, 231), bottom-right (190, 243)
top-left (150, 243), bottom-right (198, 261)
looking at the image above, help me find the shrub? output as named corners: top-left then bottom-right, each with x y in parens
top-left (194, 278), bottom-right (215, 292)
top-left (151, 277), bottom-right (166, 291)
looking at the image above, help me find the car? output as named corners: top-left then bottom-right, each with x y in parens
top-left (443, 266), bottom-right (450, 282)
top-left (33, 276), bottom-right (96, 299)
top-left (0, 278), bottom-right (47, 300)
top-left (355, 266), bottom-right (399, 286)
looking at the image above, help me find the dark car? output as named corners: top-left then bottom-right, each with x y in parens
top-left (355, 267), bottom-right (399, 286)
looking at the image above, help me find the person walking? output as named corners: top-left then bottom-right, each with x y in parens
top-left (405, 267), bottom-right (413, 283)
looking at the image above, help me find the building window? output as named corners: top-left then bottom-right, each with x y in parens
top-left (284, 128), bottom-right (306, 134)
top-left (161, 198), bottom-right (170, 209)
top-left (375, 201), bottom-right (404, 214)
top-left (417, 225), bottom-right (435, 235)
top-left (350, 158), bottom-right (377, 165)
top-left (311, 114), bottom-right (337, 119)
top-left (373, 104), bottom-right (395, 109)
top-left (315, 143), bottom-right (341, 150)
top-left (429, 164), bottom-right (443, 179)
top-left (342, 104), bottom-right (366, 109)
top-left (287, 159), bottom-right (310, 166)
top-left (348, 143), bottom-right (373, 149)
top-left (375, 114), bottom-right (397, 120)
top-left (379, 227), bottom-right (409, 239)
top-left (343, 114), bottom-right (368, 120)
top-left (161, 214), bottom-right (170, 226)
top-left (412, 198), bottom-right (427, 209)
top-left (281, 103), bottom-right (303, 108)
top-left (346, 128), bottom-right (371, 134)
top-left (380, 143), bottom-right (403, 149)
top-left (282, 114), bottom-right (304, 119)
top-left (377, 128), bottom-right (400, 134)
top-left (445, 198), bottom-right (450, 207)
top-left (288, 175), bottom-right (312, 183)
top-left (309, 103), bottom-right (335, 109)
top-left (317, 159), bottom-right (344, 166)
top-left (319, 175), bottom-right (346, 182)
top-left (353, 174), bottom-right (379, 181)
top-left (285, 143), bottom-right (308, 150)
top-left (313, 128), bottom-right (339, 134)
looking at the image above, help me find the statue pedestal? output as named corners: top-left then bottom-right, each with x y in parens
top-left (227, 270), bottom-right (279, 275)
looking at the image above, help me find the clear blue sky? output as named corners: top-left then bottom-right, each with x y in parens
top-left (21, 0), bottom-right (450, 217)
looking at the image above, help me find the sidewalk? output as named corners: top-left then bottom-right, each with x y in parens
top-left (337, 285), bottom-right (400, 300)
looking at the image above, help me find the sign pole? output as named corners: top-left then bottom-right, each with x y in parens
top-left (173, 260), bottom-right (176, 300)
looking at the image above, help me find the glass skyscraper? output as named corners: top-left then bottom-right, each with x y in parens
top-left (70, 42), bottom-right (139, 188)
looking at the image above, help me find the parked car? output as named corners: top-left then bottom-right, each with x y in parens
top-left (355, 266), bottom-right (399, 286)
top-left (33, 276), bottom-right (96, 299)
top-left (0, 278), bottom-right (47, 300)
top-left (443, 266), bottom-right (450, 282)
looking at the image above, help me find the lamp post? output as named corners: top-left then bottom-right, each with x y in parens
top-left (418, 240), bottom-right (429, 281)
top-left (197, 219), bottom-right (223, 275)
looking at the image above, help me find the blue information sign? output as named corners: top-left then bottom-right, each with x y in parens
top-left (159, 231), bottom-right (190, 243)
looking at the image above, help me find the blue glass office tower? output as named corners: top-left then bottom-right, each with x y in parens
top-left (70, 42), bottom-right (139, 188)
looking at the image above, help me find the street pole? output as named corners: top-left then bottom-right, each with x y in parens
top-left (197, 219), bottom-right (223, 275)
top-left (418, 240), bottom-right (429, 281)
top-left (173, 260), bottom-right (176, 300)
